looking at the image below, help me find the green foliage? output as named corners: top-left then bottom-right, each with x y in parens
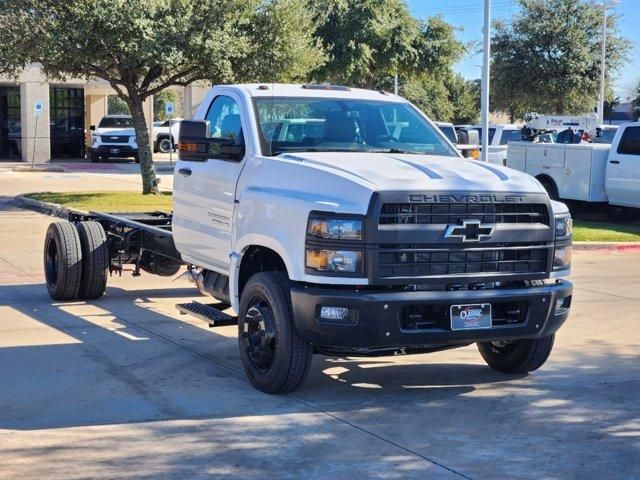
top-left (310, 1), bottom-right (465, 90)
top-left (108, 96), bottom-right (129, 115)
top-left (154, 90), bottom-right (181, 121)
top-left (0, 0), bottom-right (323, 193)
top-left (491, 0), bottom-right (631, 116)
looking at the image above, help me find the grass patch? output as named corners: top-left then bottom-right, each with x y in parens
top-left (26, 191), bottom-right (173, 213)
top-left (573, 220), bottom-right (640, 242)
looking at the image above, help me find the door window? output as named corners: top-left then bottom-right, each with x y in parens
top-left (617, 127), bottom-right (640, 155)
top-left (205, 95), bottom-right (243, 146)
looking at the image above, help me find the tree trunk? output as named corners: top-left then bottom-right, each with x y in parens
top-left (127, 92), bottom-right (159, 194)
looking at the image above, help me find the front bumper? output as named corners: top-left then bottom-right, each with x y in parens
top-left (290, 280), bottom-right (572, 353)
top-left (92, 145), bottom-right (138, 158)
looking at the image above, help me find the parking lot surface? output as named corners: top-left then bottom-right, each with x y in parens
top-left (1, 200), bottom-right (639, 479)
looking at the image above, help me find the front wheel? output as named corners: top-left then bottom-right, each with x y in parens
top-left (477, 335), bottom-right (555, 374)
top-left (238, 272), bottom-right (313, 394)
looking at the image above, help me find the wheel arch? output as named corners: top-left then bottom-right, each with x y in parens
top-left (535, 174), bottom-right (559, 200)
top-left (230, 240), bottom-right (292, 312)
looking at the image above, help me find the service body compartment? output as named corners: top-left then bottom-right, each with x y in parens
top-left (506, 142), bottom-right (610, 202)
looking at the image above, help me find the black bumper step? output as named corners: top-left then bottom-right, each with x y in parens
top-left (176, 301), bottom-right (237, 327)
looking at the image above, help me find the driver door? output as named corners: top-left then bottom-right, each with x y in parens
top-left (173, 93), bottom-right (246, 271)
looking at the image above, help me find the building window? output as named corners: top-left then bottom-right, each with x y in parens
top-left (0, 86), bottom-right (21, 159)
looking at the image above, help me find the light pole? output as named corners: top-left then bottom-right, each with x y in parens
top-left (597, 0), bottom-right (619, 125)
top-left (480, 0), bottom-right (491, 161)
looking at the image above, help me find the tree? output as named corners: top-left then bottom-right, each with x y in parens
top-left (0, 0), bottom-right (323, 194)
top-left (310, 1), bottom-right (464, 91)
top-left (446, 74), bottom-right (480, 124)
top-left (491, 0), bottom-right (631, 117)
top-left (108, 96), bottom-right (129, 116)
top-left (153, 90), bottom-right (181, 121)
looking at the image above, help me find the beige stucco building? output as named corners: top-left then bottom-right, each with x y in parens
top-left (0, 64), bottom-right (209, 163)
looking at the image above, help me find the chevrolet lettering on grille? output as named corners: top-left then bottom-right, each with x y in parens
top-left (444, 219), bottom-right (494, 242)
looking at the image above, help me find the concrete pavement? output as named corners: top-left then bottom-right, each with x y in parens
top-left (0, 165), bottom-right (639, 479)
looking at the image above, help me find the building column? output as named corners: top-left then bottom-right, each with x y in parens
top-left (183, 83), bottom-right (210, 119)
top-left (20, 82), bottom-right (50, 163)
top-left (85, 94), bottom-right (108, 152)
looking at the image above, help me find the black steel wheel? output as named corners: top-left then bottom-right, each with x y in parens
top-left (44, 222), bottom-right (83, 300)
top-left (238, 272), bottom-right (313, 394)
top-left (76, 221), bottom-right (109, 299)
top-left (477, 335), bottom-right (555, 374)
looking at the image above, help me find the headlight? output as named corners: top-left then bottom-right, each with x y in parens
top-left (91, 134), bottom-right (99, 147)
top-left (307, 216), bottom-right (363, 241)
top-left (553, 245), bottom-right (572, 270)
top-left (306, 249), bottom-right (363, 274)
top-left (555, 215), bottom-right (573, 240)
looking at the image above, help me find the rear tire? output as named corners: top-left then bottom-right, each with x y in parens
top-left (76, 221), bottom-right (109, 299)
top-left (44, 222), bottom-right (83, 300)
top-left (134, 154), bottom-right (140, 164)
top-left (158, 137), bottom-right (172, 153)
top-left (238, 272), bottom-right (313, 394)
top-left (477, 335), bottom-right (555, 374)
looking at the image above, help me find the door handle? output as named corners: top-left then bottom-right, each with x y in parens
top-left (178, 168), bottom-right (192, 177)
top-left (609, 160), bottom-right (620, 164)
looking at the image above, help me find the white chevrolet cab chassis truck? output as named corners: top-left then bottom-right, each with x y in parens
top-left (43, 84), bottom-right (573, 393)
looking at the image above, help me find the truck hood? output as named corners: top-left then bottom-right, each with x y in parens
top-left (278, 152), bottom-right (545, 194)
top-left (94, 127), bottom-right (136, 136)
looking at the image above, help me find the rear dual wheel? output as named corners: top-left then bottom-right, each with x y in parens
top-left (44, 221), bottom-right (109, 301)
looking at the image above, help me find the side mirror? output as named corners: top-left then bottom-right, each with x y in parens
top-left (178, 120), bottom-right (245, 162)
top-left (458, 129), bottom-right (479, 146)
top-left (90, 125), bottom-right (95, 131)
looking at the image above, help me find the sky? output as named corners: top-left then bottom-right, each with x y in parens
top-left (406, 0), bottom-right (640, 101)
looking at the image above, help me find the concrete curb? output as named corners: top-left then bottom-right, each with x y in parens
top-left (13, 165), bottom-right (65, 173)
top-left (14, 193), bottom-right (89, 219)
top-left (573, 242), bottom-right (640, 253)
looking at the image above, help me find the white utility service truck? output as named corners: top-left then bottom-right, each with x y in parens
top-left (43, 84), bottom-right (573, 393)
top-left (506, 122), bottom-right (640, 219)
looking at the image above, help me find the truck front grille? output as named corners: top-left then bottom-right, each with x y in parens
top-left (379, 202), bottom-right (549, 226)
top-left (378, 243), bottom-right (549, 278)
top-left (101, 135), bottom-right (129, 143)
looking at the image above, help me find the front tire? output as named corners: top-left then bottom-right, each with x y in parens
top-left (76, 221), bottom-right (109, 299)
top-left (477, 335), bottom-right (555, 374)
top-left (238, 272), bottom-right (313, 394)
top-left (44, 222), bottom-right (83, 300)
top-left (90, 150), bottom-right (101, 163)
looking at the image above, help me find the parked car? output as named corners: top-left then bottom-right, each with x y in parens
top-left (153, 119), bottom-right (182, 153)
top-left (506, 122), bottom-right (640, 219)
top-left (470, 124), bottom-right (524, 165)
top-left (43, 83), bottom-right (573, 394)
top-left (89, 115), bottom-right (138, 163)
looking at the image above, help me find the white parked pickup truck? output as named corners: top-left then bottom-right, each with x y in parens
top-left (43, 84), bottom-right (573, 393)
top-left (89, 115), bottom-right (139, 163)
top-left (505, 122), bottom-right (640, 219)
top-left (471, 124), bottom-right (525, 165)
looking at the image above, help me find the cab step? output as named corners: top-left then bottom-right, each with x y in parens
top-left (176, 301), bottom-right (237, 327)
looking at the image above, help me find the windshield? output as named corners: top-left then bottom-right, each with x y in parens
top-left (99, 117), bottom-right (133, 129)
top-left (499, 129), bottom-right (524, 145)
top-left (593, 129), bottom-right (617, 144)
top-left (472, 127), bottom-right (496, 144)
top-left (438, 125), bottom-right (458, 144)
top-left (253, 97), bottom-right (458, 157)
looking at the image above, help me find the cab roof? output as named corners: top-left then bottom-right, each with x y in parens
top-left (225, 83), bottom-right (408, 102)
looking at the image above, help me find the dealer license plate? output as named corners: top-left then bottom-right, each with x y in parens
top-left (110, 148), bottom-right (120, 154)
top-left (450, 304), bottom-right (492, 330)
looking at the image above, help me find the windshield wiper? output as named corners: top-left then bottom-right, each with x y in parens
top-left (364, 148), bottom-right (421, 154)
